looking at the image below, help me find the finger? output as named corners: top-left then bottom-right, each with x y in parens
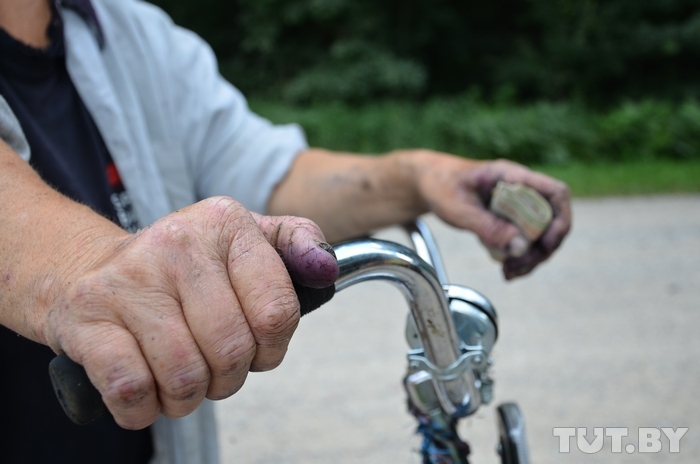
top-left (48, 252), bottom-right (213, 423)
top-left (479, 234), bottom-right (530, 262)
top-left (443, 199), bottom-right (527, 259)
top-left (79, 327), bottom-right (160, 429)
top-left (425, 161), bottom-right (528, 258)
top-left (149, 199), bottom-right (269, 397)
top-left (109, 218), bottom-right (231, 415)
top-left (537, 185), bottom-right (572, 255)
top-left (170, 244), bottom-right (256, 401)
top-left (251, 213), bottom-right (339, 288)
top-left (499, 169), bottom-right (571, 278)
top-left (502, 206), bottom-right (569, 280)
top-left (120, 296), bottom-right (212, 417)
top-left (495, 161), bottom-right (572, 255)
top-left (466, 160), bottom-right (571, 261)
top-left (503, 244), bottom-right (548, 280)
top-left (252, 214), bottom-right (339, 316)
top-left (47, 307), bottom-right (160, 429)
top-left (200, 201), bottom-right (301, 373)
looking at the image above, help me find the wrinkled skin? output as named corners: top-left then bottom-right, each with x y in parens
top-left (413, 155), bottom-right (572, 280)
top-left (272, 149), bottom-right (572, 280)
top-left (44, 197), bottom-right (338, 430)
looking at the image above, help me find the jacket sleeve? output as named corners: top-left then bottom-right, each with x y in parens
top-left (99, 0), bottom-right (308, 214)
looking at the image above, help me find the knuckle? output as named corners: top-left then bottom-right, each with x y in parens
top-left (198, 196), bottom-right (248, 227)
top-left (199, 195), bottom-right (242, 212)
top-left (161, 367), bottom-right (210, 405)
top-left (196, 197), bottom-right (260, 250)
top-left (103, 372), bottom-right (154, 410)
top-left (251, 292), bottom-right (300, 342)
top-left (210, 331), bottom-right (256, 375)
top-left (146, 215), bottom-right (196, 251)
top-left (206, 336), bottom-right (256, 400)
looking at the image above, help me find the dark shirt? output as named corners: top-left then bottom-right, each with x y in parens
top-left (0, 4), bottom-right (151, 463)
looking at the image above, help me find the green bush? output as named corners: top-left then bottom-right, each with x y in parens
top-left (250, 97), bottom-right (700, 165)
top-left (597, 101), bottom-right (700, 162)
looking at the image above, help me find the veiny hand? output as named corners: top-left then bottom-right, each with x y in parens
top-left (414, 152), bottom-right (572, 280)
top-left (43, 197), bottom-right (339, 430)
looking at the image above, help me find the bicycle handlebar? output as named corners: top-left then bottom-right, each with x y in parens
top-left (49, 221), bottom-right (476, 424)
top-left (334, 237), bottom-right (477, 416)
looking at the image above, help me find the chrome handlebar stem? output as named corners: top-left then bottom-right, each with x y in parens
top-left (333, 222), bottom-right (481, 417)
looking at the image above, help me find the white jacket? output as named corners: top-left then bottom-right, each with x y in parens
top-left (0, 0), bottom-right (309, 462)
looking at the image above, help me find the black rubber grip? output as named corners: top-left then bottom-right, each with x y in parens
top-left (49, 282), bottom-right (335, 425)
top-left (49, 353), bottom-right (110, 425)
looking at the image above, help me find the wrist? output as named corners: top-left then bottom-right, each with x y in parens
top-left (388, 149), bottom-right (435, 217)
top-left (30, 217), bottom-right (129, 345)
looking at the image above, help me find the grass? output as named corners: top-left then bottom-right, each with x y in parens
top-left (536, 160), bottom-right (700, 197)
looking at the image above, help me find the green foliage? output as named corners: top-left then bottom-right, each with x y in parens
top-left (501, 0), bottom-right (700, 104)
top-left (596, 100), bottom-right (700, 161)
top-left (250, 97), bottom-right (700, 166)
top-left (282, 42), bottom-right (427, 104)
top-left (537, 160), bottom-right (700, 196)
top-left (148, 0), bottom-right (700, 185)
top-left (149, 0), bottom-right (700, 106)
top-left (155, 0), bottom-right (438, 103)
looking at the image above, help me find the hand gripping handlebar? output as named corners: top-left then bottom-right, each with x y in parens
top-left (48, 220), bottom-right (477, 424)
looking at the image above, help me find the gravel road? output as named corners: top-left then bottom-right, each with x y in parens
top-left (216, 194), bottom-right (700, 464)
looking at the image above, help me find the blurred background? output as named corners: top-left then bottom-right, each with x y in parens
top-left (149, 0), bottom-right (700, 196)
top-left (144, 1), bottom-right (700, 462)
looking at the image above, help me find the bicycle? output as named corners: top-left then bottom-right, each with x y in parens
top-left (50, 216), bottom-right (531, 464)
top-left (333, 219), bottom-right (530, 464)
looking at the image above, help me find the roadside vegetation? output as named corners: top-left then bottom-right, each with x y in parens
top-left (251, 98), bottom-right (700, 197)
top-left (151, 0), bottom-right (700, 196)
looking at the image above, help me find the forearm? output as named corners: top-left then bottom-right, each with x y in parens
top-left (0, 139), bottom-right (341, 428)
top-left (269, 147), bottom-right (571, 279)
top-left (0, 140), bottom-right (127, 343)
top-left (268, 148), bottom-right (436, 242)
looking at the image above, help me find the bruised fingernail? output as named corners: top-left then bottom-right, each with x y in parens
top-left (317, 241), bottom-right (336, 260)
top-left (507, 235), bottom-right (529, 258)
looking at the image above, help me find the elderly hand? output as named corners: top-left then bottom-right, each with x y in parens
top-left (43, 197), bottom-right (338, 430)
top-left (412, 152), bottom-right (572, 279)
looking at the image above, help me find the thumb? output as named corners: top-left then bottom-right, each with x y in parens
top-left (447, 205), bottom-right (529, 261)
top-left (250, 213), bottom-right (339, 289)
top-left (476, 213), bottom-right (530, 261)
